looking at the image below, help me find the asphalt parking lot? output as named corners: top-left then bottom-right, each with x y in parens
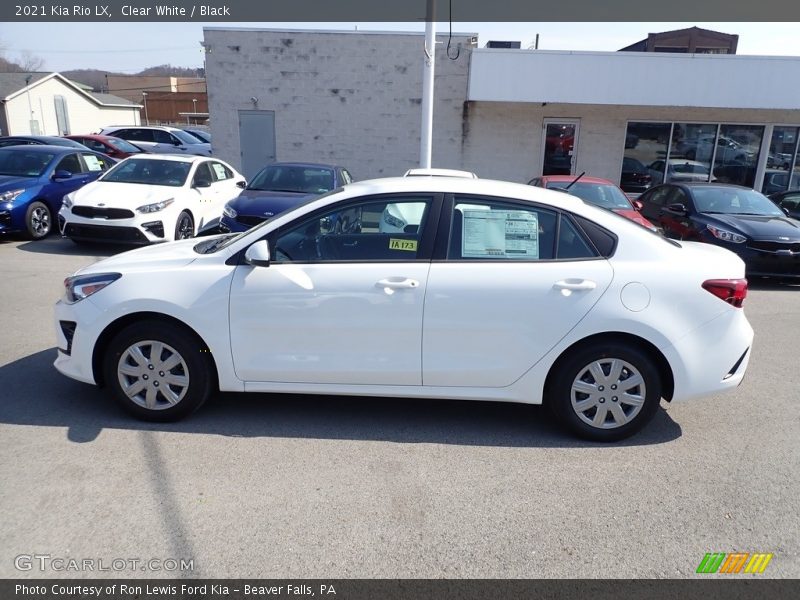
top-left (0, 235), bottom-right (798, 579)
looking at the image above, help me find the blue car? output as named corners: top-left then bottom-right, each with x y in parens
top-left (0, 145), bottom-right (115, 239)
top-left (220, 162), bottom-right (354, 232)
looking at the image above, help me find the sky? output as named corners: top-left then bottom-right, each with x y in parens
top-left (1, 22), bottom-right (800, 73)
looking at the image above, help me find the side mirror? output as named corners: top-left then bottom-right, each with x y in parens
top-left (236, 180), bottom-right (247, 189)
top-left (172, 139), bottom-right (182, 146)
top-left (664, 203), bottom-right (688, 216)
top-left (53, 170), bottom-right (73, 181)
top-left (633, 200), bottom-right (644, 211)
top-left (783, 207), bottom-right (790, 217)
top-left (244, 240), bottom-right (271, 267)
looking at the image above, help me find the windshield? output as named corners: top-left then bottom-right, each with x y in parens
top-left (0, 149), bottom-right (55, 177)
top-left (185, 130), bottom-right (211, 143)
top-left (547, 182), bottom-right (633, 210)
top-left (172, 129), bottom-right (204, 145)
top-left (106, 137), bottom-right (141, 153)
top-left (248, 165), bottom-right (335, 194)
top-left (101, 158), bottom-right (191, 186)
top-left (693, 187), bottom-right (785, 216)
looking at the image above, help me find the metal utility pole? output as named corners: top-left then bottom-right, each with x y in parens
top-left (141, 91), bottom-right (149, 125)
top-left (419, 0), bottom-right (436, 168)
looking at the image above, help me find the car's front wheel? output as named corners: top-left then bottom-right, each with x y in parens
top-left (548, 342), bottom-right (662, 442)
top-left (103, 322), bottom-right (214, 421)
top-left (25, 201), bottom-right (52, 240)
top-left (174, 211), bottom-right (194, 240)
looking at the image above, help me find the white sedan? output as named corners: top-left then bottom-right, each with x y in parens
top-left (53, 176), bottom-right (753, 441)
top-left (59, 154), bottom-right (246, 244)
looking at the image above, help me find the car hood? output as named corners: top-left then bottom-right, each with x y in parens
top-left (76, 237), bottom-right (204, 275)
top-left (612, 208), bottom-right (656, 229)
top-left (0, 175), bottom-right (39, 190)
top-left (230, 189), bottom-right (314, 217)
top-left (705, 213), bottom-right (800, 241)
top-left (73, 181), bottom-right (178, 206)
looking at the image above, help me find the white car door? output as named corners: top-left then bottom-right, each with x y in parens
top-left (228, 194), bottom-right (439, 385)
top-left (189, 162), bottom-right (221, 231)
top-left (423, 197), bottom-right (614, 387)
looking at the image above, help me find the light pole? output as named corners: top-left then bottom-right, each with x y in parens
top-left (141, 91), bottom-right (149, 125)
top-left (419, 0), bottom-right (436, 168)
top-left (192, 98), bottom-right (197, 124)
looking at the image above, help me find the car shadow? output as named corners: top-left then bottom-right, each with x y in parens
top-left (14, 235), bottom-right (132, 257)
top-left (0, 349), bottom-right (683, 448)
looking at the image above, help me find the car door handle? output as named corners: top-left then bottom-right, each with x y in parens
top-left (376, 278), bottom-right (420, 289)
top-left (554, 279), bottom-right (597, 291)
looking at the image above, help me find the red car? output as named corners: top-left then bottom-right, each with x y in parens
top-left (65, 134), bottom-right (148, 160)
top-left (528, 174), bottom-right (657, 231)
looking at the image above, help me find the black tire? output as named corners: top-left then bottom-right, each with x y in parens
top-left (25, 201), bottom-right (52, 240)
top-left (103, 321), bottom-right (214, 422)
top-left (548, 342), bottom-right (662, 442)
top-left (174, 211), bottom-right (194, 240)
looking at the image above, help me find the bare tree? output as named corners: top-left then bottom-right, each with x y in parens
top-left (17, 50), bottom-right (45, 72)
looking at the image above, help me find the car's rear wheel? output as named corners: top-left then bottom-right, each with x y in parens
top-left (174, 211), bottom-right (194, 240)
top-left (103, 322), bottom-right (213, 421)
top-left (25, 201), bottom-right (52, 240)
top-left (548, 342), bottom-right (662, 442)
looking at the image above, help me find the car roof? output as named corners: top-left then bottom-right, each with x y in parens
top-left (122, 153), bottom-right (205, 163)
top-left (540, 175), bottom-right (614, 185)
top-left (103, 125), bottom-right (183, 132)
top-left (262, 162), bottom-right (341, 170)
top-left (404, 168), bottom-right (478, 178)
top-left (673, 182), bottom-right (753, 191)
top-left (344, 175), bottom-right (585, 209)
top-left (0, 144), bottom-right (80, 154)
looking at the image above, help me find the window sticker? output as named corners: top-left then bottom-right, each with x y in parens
top-left (83, 154), bottom-right (103, 171)
top-left (462, 209), bottom-right (539, 259)
top-left (211, 163), bottom-right (227, 180)
top-left (389, 238), bottom-right (418, 252)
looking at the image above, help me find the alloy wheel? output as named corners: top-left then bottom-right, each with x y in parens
top-left (117, 340), bottom-right (189, 410)
top-left (570, 358), bottom-right (646, 429)
top-left (31, 206), bottom-right (50, 236)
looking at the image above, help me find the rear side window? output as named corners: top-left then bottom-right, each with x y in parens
top-left (572, 215), bottom-right (617, 257)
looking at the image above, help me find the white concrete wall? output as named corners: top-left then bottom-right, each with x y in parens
top-left (204, 29), bottom-right (475, 179)
top-left (5, 78), bottom-right (138, 136)
top-left (461, 103), bottom-right (800, 184)
top-left (469, 49), bottom-right (800, 110)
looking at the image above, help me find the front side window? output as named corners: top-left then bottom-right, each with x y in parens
top-left (55, 153), bottom-right (83, 174)
top-left (209, 161), bottom-right (232, 181)
top-left (273, 196), bottom-right (431, 263)
top-left (448, 198), bottom-right (597, 261)
top-left (80, 152), bottom-right (111, 172)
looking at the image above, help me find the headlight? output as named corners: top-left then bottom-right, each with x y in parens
top-left (62, 195), bottom-right (73, 210)
top-left (707, 225), bottom-right (746, 244)
top-left (223, 203), bottom-right (237, 219)
top-left (136, 198), bottom-right (174, 213)
top-left (0, 189), bottom-right (24, 203)
top-left (63, 272), bottom-right (121, 304)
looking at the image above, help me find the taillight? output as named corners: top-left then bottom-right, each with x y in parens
top-left (702, 278), bottom-right (748, 308)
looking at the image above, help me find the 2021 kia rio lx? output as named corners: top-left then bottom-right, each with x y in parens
top-left (54, 176), bottom-right (754, 441)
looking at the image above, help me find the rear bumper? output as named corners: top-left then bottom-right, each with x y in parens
top-left (664, 308), bottom-right (754, 403)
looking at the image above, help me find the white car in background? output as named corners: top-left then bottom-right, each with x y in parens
top-left (54, 176), bottom-right (753, 442)
top-left (59, 155), bottom-right (246, 244)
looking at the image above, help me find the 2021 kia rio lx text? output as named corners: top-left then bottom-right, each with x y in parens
top-left (54, 176), bottom-right (754, 441)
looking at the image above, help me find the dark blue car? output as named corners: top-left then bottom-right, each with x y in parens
top-left (220, 162), bottom-right (354, 232)
top-left (0, 145), bottom-right (115, 239)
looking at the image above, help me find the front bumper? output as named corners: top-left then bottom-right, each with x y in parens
top-left (59, 207), bottom-right (168, 244)
top-left (53, 297), bottom-right (105, 385)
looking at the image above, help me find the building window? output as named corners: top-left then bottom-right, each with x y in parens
top-left (622, 121), bottom-right (774, 192)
